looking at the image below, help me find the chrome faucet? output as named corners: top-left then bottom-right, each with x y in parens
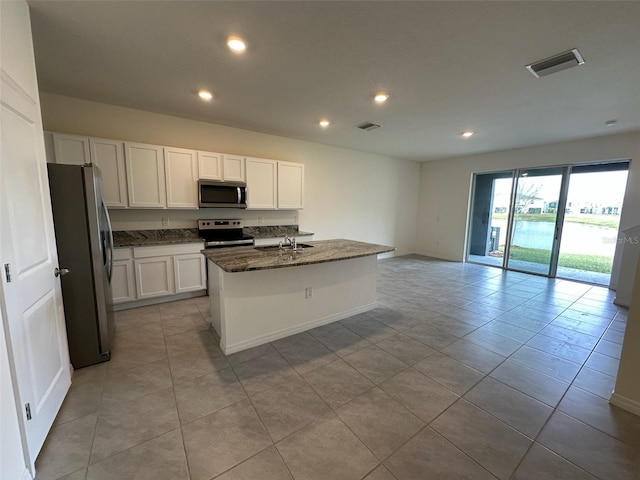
top-left (282, 235), bottom-right (297, 249)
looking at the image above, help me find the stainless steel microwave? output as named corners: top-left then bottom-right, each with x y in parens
top-left (198, 180), bottom-right (247, 208)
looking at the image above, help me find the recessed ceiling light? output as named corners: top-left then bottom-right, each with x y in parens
top-left (198, 90), bottom-right (213, 101)
top-left (605, 119), bottom-right (617, 127)
top-left (374, 93), bottom-right (389, 104)
top-left (319, 119), bottom-right (330, 128)
top-left (462, 131), bottom-right (474, 138)
top-left (227, 36), bottom-right (247, 53)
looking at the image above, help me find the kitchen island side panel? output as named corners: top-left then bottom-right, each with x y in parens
top-left (207, 256), bottom-right (377, 354)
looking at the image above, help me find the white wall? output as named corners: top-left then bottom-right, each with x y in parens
top-left (416, 131), bottom-right (640, 291)
top-left (40, 93), bottom-right (420, 256)
top-left (611, 254), bottom-right (640, 415)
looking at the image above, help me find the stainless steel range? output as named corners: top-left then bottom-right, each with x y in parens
top-left (198, 219), bottom-right (254, 248)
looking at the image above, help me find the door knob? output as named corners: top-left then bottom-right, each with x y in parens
top-left (54, 267), bottom-right (69, 277)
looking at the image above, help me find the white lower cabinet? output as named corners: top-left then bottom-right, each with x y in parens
top-left (111, 249), bottom-right (136, 304)
top-left (111, 243), bottom-right (206, 307)
top-left (174, 253), bottom-right (206, 293)
top-left (135, 256), bottom-right (174, 299)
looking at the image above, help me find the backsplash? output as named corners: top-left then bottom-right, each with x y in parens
top-left (113, 228), bottom-right (200, 247)
top-left (108, 208), bottom-right (300, 231)
top-left (245, 225), bottom-right (309, 238)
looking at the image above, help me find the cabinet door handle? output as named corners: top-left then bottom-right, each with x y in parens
top-left (54, 267), bottom-right (70, 277)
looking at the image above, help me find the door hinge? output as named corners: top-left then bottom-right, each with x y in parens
top-left (4, 263), bottom-right (11, 283)
top-left (25, 403), bottom-right (32, 420)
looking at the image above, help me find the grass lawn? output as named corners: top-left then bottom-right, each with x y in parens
top-left (504, 246), bottom-right (613, 273)
top-left (492, 213), bottom-right (620, 229)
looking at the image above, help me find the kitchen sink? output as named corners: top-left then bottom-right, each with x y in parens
top-left (255, 243), bottom-right (314, 252)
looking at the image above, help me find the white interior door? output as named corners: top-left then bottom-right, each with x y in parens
top-left (0, 1), bottom-right (71, 471)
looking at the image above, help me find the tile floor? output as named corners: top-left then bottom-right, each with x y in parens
top-left (35, 255), bottom-right (640, 480)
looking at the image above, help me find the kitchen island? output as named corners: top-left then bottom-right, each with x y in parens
top-left (202, 239), bottom-right (395, 354)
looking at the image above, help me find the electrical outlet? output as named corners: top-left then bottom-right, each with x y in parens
top-left (162, 217), bottom-right (169, 226)
top-left (258, 216), bottom-right (264, 224)
top-left (294, 214), bottom-right (299, 223)
top-left (305, 287), bottom-right (313, 299)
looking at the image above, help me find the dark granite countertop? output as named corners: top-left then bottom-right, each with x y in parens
top-left (244, 225), bottom-right (314, 239)
top-left (201, 239), bottom-right (395, 272)
top-left (113, 229), bottom-right (203, 247)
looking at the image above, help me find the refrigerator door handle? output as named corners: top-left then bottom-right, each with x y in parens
top-left (102, 200), bottom-right (114, 282)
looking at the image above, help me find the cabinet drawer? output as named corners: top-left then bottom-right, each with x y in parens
top-left (113, 247), bottom-right (133, 261)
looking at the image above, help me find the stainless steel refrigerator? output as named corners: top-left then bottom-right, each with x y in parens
top-left (47, 163), bottom-right (115, 368)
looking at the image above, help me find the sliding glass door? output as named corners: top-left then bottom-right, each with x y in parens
top-left (506, 167), bottom-right (567, 275)
top-left (467, 171), bottom-right (514, 267)
top-left (467, 162), bottom-right (629, 284)
top-left (557, 163), bottom-right (629, 284)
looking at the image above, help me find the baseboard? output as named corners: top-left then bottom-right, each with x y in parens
top-left (113, 290), bottom-right (206, 311)
top-left (220, 302), bottom-right (378, 355)
top-left (609, 392), bottom-right (640, 416)
top-left (407, 250), bottom-right (462, 262)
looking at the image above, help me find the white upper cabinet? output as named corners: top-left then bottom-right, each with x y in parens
top-left (89, 138), bottom-right (128, 208)
top-left (277, 161), bottom-right (304, 209)
top-left (125, 142), bottom-right (166, 208)
top-left (197, 151), bottom-right (223, 180)
top-left (246, 157), bottom-right (277, 209)
top-left (52, 133), bottom-right (90, 165)
top-left (46, 132), bottom-right (304, 211)
top-left (164, 146), bottom-right (199, 208)
top-left (222, 154), bottom-right (246, 182)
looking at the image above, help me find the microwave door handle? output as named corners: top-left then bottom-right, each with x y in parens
top-left (237, 187), bottom-right (241, 204)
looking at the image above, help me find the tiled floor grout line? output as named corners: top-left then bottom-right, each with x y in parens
top-left (498, 309), bottom-right (608, 478)
top-left (255, 319), bottom-right (492, 479)
top-left (266, 340), bottom-right (385, 473)
top-left (376, 272), bottom-right (625, 480)
top-left (163, 326), bottom-right (194, 480)
top-left (215, 362), bottom-right (296, 480)
top-left (42, 261), bottom-right (633, 480)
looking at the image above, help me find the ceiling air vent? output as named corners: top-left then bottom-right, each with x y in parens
top-left (526, 48), bottom-right (585, 78)
top-left (356, 121), bottom-right (381, 132)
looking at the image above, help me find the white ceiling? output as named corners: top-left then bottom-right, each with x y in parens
top-left (27, 1), bottom-right (640, 161)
